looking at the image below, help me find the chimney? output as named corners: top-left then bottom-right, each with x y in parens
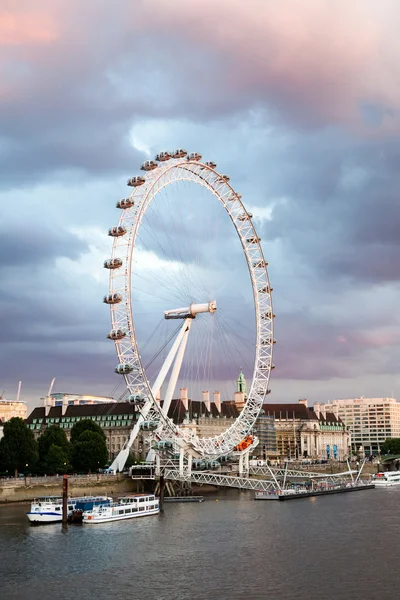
top-left (234, 391), bottom-right (245, 410)
top-left (298, 398), bottom-right (308, 407)
top-left (180, 387), bottom-right (189, 411)
top-left (155, 389), bottom-right (161, 404)
top-left (202, 390), bottom-right (211, 412)
top-left (61, 396), bottom-right (68, 416)
top-left (314, 403), bottom-right (320, 418)
top-left (213, 391), bottom-right (221, 414)
top-left (320, 403), bottom-right (326, 420)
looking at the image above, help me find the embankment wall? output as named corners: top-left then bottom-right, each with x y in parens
top-left (0, 474), bottom-right (146, 503)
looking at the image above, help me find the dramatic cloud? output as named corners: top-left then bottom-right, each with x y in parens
top-left (1, 0), bottom-right (400, 410)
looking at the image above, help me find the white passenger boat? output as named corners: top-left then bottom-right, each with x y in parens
top-left (26, 495), bottom-right (112, 524)
top-left (373, 472), bottom-right (400, 487)
top-left (83, 493), bottom-right (159, 524)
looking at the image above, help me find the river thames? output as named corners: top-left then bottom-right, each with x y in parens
top-left (0, 488), bottom-right (398, 600)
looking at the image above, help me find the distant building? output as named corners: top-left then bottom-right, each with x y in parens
top-left (260, 400), bottom-right (350, 461)
top-left (314, 397), bottom-right (400, 455)
top-left (0, 396), bottom-right (27, 423)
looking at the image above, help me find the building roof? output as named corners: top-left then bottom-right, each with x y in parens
top-left (26, 399), bottom-right (240, 426)
top-left (262, 403), bottom-right (319, 421)
top-left (26, 402), bottom-right (137, 423)
top-left (164, 399), bottom-right (239, 424)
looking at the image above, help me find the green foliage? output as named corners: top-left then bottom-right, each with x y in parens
top-left (381, 438), bottom-right (400, 455)
top-left (0, 417), bottom-right (38, 475)
top-left (44, 444), bottom-right (70, 474)
top-left (71, 431), bottom-right (108, 472)
top-left (70, 419), bottom-right (105, 443)
top-left (38, 425), bottom-right (71, 461)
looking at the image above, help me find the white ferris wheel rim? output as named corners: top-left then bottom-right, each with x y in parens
top-left (107, 154), bottom-right (274, 457)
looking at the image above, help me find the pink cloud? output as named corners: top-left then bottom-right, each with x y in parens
top-left (0, 9), bottom-right (58, 46)
top-left (131, 0), bottom-right (400, 132)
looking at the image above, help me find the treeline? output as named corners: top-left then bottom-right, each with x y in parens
top-left (0, 417), bottom-right (108, 476)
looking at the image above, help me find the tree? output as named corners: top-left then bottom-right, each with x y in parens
top-left (381, 438), bottom-right (400, 455)
top-left (44, 444), bottom-right (70, 474)
top-left (71, 430), bottom-right (108, 472)
top-left (70, 419), bottom-right (106, 443)
top-left (0, 417), bottom-right (38, 477)
top-left (38, 425), bottom-right (71, 461)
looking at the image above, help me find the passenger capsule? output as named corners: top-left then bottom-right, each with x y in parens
top-left (266, 389), bottom-right (271, 395)
top-left (127, 394), bottom-right (145, 405)
top-left (261, 311), bottom-right (275, 319)
top-left (217, 174), bottom-right (230, 182)
top-left (115, 363), bottom-right (134, 375)
top-left (127, 176), bottom-right (145, 187)
top-left (246, 237), bottom-right (261, 244)
top-left (227, 193), bottom-right (242, 201)
top-left (108, 226), bottom-right (126, 237)
top-left (155, 151), bottom-right (172, 162)
top-left (140, 160), bottom-right (158, 171)
top-left (107, 329), bottom-right (126, 340)
top-left (116, 198), bottom-right (135, 209)
top-left (252, 260), bottom-right (267, 268)
top-left (156, 440), bottom-right (173, 450)
top-left (238, 212), bottom-right (253, 221)
top-left (140, 420), bottom-right (158, 431)
top-left (104, 258), bottom-right (123, 269)
top-left (258, 286), bottom-right (273, 293)
top-left (173, 148), bottom-right (187, 158)
top-left (261, 336), bottom-right (277, 344)
top-left (187, 152), bottom-right (202, 161)
top-left (103, 293), bottom-right (122, 305)
top-left (205, 161), bottom-right (217, 169)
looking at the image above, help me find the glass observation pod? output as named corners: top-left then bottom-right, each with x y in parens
top-left (187, 152), bottom-right (202, 161)
top-left (205, 161), bottom-right (217, 169)
top-left (115, 363), bottom-right (134, 375)
top-left (154, 441), bottom-right (173, 450)
top-left (258, 286), bottom-right (273, 293)
top-left (173, 148), bottom-right (187, 158)
top-left (107, 329), bottom-right (127, 340)
top-left (155, 151), bottom-right (172, 162)
top-left (238, 212), bottom-right (253, 221)
top-left (252, 260), bottom-right (267, 268)
top-left (127, 176), bottom-right (146, 187)
top-left (261, 311), bottom-right (275, 319)
top-left (226, 193), bottom-right (242, 202)
top-left (108, 226), bottom-right (126, 237)
top-left (261, 336), bottom-right (277, 344)
top-left (140, 421), bottom-right (158, 431)
top-left (103, 258), bottom-right (123, 269)
top-left (217, 174), bottom-right (230, 182)
top-left (116, 198), bottom-right (135, 209)
top-left (127, 394), bottom-right (145, 405)
top-left (259, 363), bottom-right (274, 371)
top-left (246, 237), bottom-right (261, 244)
top-left (103, 293), bottom-right (122, 305)
top-left (140, 160), bottom-right (158, 171)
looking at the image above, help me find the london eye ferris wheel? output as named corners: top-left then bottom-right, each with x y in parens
top-left (103, 149), bottom-right (275, 471)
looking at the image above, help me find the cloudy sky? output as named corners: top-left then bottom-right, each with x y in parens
top-left (1, 0), bottom-right (400, 411)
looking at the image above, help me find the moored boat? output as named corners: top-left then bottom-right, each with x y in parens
top-left (373, 472), bottom-right (400, 487)
top-left (83, 493), bottom-right (159, 524)
top-left (27, 496), bottom-right (112, 524)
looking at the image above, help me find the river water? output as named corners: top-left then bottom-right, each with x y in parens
top-left (0, 488), bottom-right (399, 600)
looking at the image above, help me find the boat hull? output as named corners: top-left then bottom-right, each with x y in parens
top-left (83, 507), bottom-right (160, 524)
top-left (26, 512), bottom-right (62, 524)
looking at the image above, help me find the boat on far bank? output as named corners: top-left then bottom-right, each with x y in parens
top-left (83, 493), bottom-right (159, 524)
top-left (373, 472), bottom-right (400, 487)
top-left (27, 496), bottom-right (112, 524)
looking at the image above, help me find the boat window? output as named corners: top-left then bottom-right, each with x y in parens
top-left (125, 508), bottom-right (131, 514)
top-left (139, 498), bottom-right (145, 503)
top-left (68, 505), bottom-right (74, 510)
top-left (55, 507), bottom-right (61, 511)
top-left (139, 506), bottom-right (145, 511)
top-left (119, 509), bottom-right (124, 515)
